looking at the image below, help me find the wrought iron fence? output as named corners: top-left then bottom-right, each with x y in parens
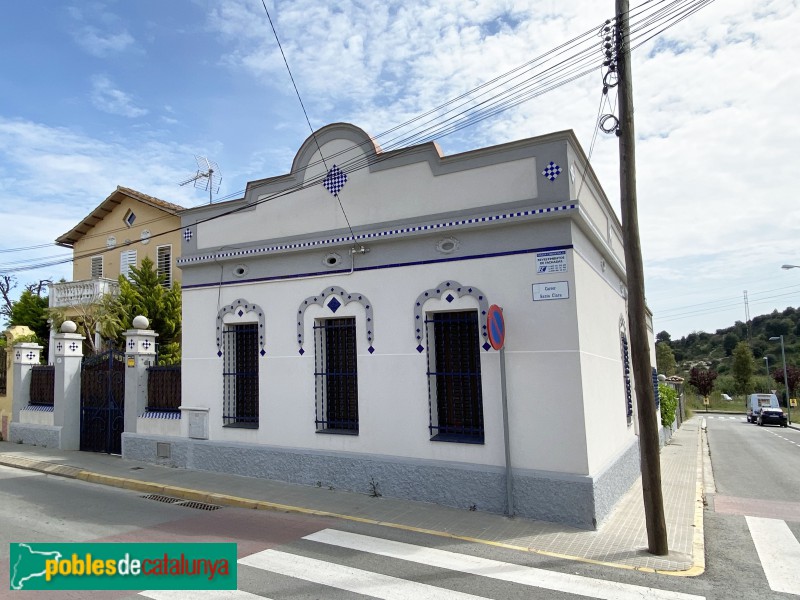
top-left (29, 365), bottom-right (55, 406)
top-left (147, 365), bottom-right (181, 412)
top-left (0, 346), bottom-right (7, 395)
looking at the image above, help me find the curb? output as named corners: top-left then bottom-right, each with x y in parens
top-left (0, 452), bottom-right (705, 575)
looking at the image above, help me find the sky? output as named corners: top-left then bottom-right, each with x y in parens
top-left (1, 0), bottom-right (798, 340)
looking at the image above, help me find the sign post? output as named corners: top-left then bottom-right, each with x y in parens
top-left (487, 305), bottom-right (513, 516)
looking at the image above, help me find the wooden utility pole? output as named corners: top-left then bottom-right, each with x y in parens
top-left (615, 0), bottom-right (669, 556)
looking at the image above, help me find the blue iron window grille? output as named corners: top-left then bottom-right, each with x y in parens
top-left (652, 367), bottom-right (660, 408)
top-left (426, 310), bottom-right (484, 443)
top-left (621, 332), bottom-right (633, 423)
top-left (222, 323), bottom-right (259, 427)
top-left (314, 317), bottom-right (359, 433)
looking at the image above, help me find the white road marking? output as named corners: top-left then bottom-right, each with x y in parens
top-left (304, 529), bottom-right (706, 600)
top-left (746, 516), bottom-right (800, 595)
top-left (140, 591), bottom-right (267, 599)
top-left (239, 549), bottom-right (490, 600)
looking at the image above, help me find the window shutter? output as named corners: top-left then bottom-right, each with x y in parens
top-left (157, 245), bottom-right (172, 288)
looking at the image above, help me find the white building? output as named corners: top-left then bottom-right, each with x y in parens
top-left (123, 123), bottom-right (655, 529)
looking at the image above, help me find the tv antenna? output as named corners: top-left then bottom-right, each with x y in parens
top-left (179, 155), bottom-right (221, 204)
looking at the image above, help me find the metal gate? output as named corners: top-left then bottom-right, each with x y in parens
top-left (80, 350), bottom-right (125, 454)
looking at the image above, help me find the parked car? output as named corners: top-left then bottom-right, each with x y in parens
top-left (757, 406), bottom-right (788, 427)
top-left (746, 393), bottom-right (780, 423)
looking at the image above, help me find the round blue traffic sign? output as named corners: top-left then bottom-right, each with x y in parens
top-left (487, 304), bottom-right (505, 350)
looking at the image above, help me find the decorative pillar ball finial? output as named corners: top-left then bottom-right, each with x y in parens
top-left (132, 315), bottom-right (150, 329)
top-left (60, 320), bottom-right (77, 333)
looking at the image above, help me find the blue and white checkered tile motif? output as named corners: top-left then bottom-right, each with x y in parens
top-left (323, 165), bottom-right (347, 196)
top-left (183, 227), bottom-right (193, 242)
top-left (140, 411), bottom-right (181, 419)
top-left (542, 161), bottom-right (562, 181)
top-left (177, 204), bottom-right (578, 267)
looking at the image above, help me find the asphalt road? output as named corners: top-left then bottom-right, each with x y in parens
top-left (2, 418), bottom-right (799, 600)
top-left (0, 464), bottom-right (709, 600)
top-left (702, 414), bottom-right (800, 599)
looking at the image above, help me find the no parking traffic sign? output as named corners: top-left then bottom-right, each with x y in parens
top-left (487, 304), bottom-right (505, 350)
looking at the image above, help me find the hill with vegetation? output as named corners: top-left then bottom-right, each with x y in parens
top-left (656, 305), bottom-right (799, 402)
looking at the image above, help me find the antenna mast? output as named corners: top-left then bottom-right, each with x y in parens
top-left (179, 155), bottom-right (222, 204)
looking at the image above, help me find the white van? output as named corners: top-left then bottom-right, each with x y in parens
top-left (746, 393), bottom-right (787, 426)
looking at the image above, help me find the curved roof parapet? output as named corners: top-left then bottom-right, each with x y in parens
top-left (291, 122), bottom-right (382, 177)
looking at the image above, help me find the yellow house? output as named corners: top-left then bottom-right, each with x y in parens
top-left (49, 186), bottom-right (184, 353)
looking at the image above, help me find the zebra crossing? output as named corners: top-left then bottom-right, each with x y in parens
top-left (747, 517), bottom-right (800, 595)
top-left (139, 528), bottom-right (706, 600)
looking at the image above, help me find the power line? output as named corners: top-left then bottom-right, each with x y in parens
top-left (1, 0), bottom-right (717, 273)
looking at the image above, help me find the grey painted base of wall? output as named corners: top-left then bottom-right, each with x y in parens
top-left (9, 423), bottom-right (61, 448)
top-left (123, 434), bottom-right (640, 530)
top-left (590, 438), bottom-right (641, 528)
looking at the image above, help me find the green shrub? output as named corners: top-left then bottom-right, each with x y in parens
top-left (659, 383), bottom-right (678, 428)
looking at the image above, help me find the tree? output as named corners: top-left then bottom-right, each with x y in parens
top-left (722, 333), bottom-right (739, 356)
top-left (765, 318), bottom-right (792, 338)
top-left (689, 367), bottom-right (717, 398)
top-left (772, 365), bottom-right (800, 399)
top-left (731, 341), bottom-right (754, 395)
top-left (655, 342), bottom-right (677, 376)
top-left (0, 274), bottom-right (17, 324)
top-left (50, 295), bottom-right (116, 356)
top-left (656, 330), bottom-right (671, 344)
top-left (9, 288), bottom-right (50, 355)
top-left (103, 257), bottom-right (182, 364)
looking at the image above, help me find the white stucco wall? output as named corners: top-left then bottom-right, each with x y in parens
top-left (182, 248), bottom-right (592, 475)
top-left (197, 144), bottom-right (538, 251)
top-left (19, 408), bottom-right (54, 426)
top-left (571, 228), bottom-right (638, 475)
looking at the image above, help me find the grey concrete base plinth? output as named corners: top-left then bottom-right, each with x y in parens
top-left (9, 423), bottom-right (61, 448)
top-left (122, 434), bottom-right (639, 530)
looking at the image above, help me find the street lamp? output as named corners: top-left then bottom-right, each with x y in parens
top-left (764, 356), bottom-right (770, 376)
top-left (781, 264), bottom-right (800, 270)
top-left (769, 336), bottom-right (791, 424)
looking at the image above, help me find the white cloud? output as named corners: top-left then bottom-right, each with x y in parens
top-left (67, 3), bottom-right (137, 57)
top-left (90, 75), bottom-right (149, 118)
top-left (75, 27), bottom-right (135, 57)
top-left (2, 0), bottom-right (799, 338)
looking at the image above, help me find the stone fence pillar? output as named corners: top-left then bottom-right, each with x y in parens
top-left (53, 331), bottom-right (85, 450)
top-left (124, 318), bottom-right (158, 434)
top-left (11, 343), bottom-right (42, 423)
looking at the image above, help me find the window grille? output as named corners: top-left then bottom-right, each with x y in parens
top-left (621, 332), bottom-right (633, 422)
top-left (652, 367), bottom-right (660, 408)
top-left (222, 323), bottom-right (259, 427)
top-left (314, 317), bottom-right (358, 433)
top-left (120, 249), bottom-right (137, 280)
top-left (91, 255), bottom-right (103, 279)
top-left (157, 245), bottom-right (172, 288)
top-left (0, 346), bottom-right (6, 395)
top-left (426, 310), bottom-right (484, 442)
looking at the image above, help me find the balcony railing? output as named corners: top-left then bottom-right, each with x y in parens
top-left (49, 278), bottom-right (120, 308)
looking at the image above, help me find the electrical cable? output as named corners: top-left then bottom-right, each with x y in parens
top-left (1, 0), bottom-right (719, 273)
top-left (260, 0), bottom-right (357, 244)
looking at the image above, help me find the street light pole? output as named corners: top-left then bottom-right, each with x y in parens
top-left (764, 356), bottom-right (769, 377)
top-left (769, 335), bottom-right (791, 424)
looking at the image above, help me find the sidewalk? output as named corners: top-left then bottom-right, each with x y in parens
top-left (0, 417), bottom-right (706, 575)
